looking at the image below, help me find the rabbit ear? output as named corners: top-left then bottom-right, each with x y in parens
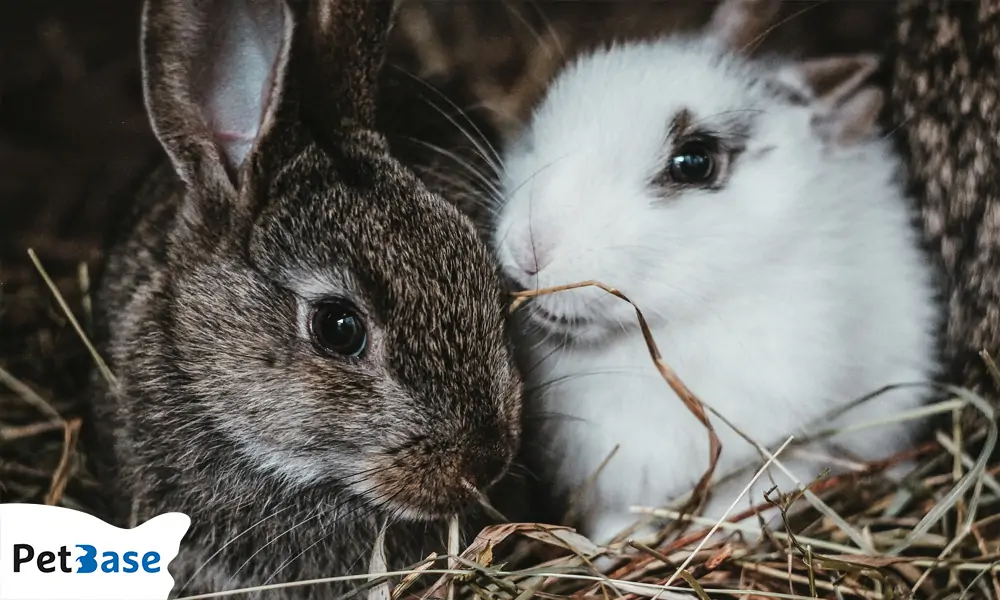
top-left (140, 0), bottom-right (293, 193)
top-left (294, 0), bottom-right (396, 135)
top-left (771, 54), bottom-right (883, 145)
top-left (812, 86), bottom-right (885, 145)
top-left (705, 0), bottom-right (781, 51)
top-left (777, 54), bottom-right (880, 109)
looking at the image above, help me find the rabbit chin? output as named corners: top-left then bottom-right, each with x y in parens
top-left (379, 503), bottom-right (455, 523)
top-left (347, 480), bottom-right (478, 523)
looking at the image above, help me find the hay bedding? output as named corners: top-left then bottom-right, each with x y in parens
top-left (2, 2), bottom-right (997, 599)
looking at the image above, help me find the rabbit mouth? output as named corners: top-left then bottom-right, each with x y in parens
top-left (366, 476), bottom-right (495, 522)
top-left (528, 304), bottom-right (591, 332)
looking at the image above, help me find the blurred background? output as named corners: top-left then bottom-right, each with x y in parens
top-left (0, 1), bottom-right (894, 509)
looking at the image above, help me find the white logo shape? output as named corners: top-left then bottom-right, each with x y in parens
top-left (0, 503), bottom-right (190, 600)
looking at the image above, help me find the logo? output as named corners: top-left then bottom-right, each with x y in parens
top-left (0, 503), bottom-right (190, 600)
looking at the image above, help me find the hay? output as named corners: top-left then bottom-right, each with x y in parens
top-left (2, 2), bottom-right (998, 599)
top-left (5, 258), bottom-right (1000, 599)
top-left (178, 395), bottom-right (999, 599)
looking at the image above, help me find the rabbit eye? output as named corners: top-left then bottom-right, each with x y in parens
top-left (310, 300), bottom-right (367, 358)
top-left (668, 141), bottom-right (716, 184)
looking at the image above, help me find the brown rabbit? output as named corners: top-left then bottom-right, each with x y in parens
top-left (85, 0), bottom-right (524, 597)
top-left (888, 0), bottom-right (1000, 411)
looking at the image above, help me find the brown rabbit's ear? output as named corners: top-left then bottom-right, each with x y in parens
top-left (293, 0), bottom-right (396, 135)
top-left (705, 0), bottom-right (782, 51)
top-left (140, 0), bottom-right (293, 193)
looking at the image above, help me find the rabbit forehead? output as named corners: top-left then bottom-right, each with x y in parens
top-left (245, 143), bottom-right (515, 392)
top-left (250, 144), bottom-right (494, 293)
top-left (531, 37), bottom-right (766, 142)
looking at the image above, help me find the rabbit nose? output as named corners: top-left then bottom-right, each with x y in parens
top-left (464, 452), bottom-right (510, 492)
top-left (513, 239), bottom-right (552, 279)
top-left (462, 432), bottom-right (515, 491)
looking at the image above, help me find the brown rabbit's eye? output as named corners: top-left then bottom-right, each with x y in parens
top-left (668, 141), bottom-right (716, 184)
top-left (310, 300), bottom-right (367, 358)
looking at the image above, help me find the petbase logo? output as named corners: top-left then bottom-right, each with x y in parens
top-left (0, 503), bottom-right (190, 600)
top-left (13, 543), bottom-right (163, 575)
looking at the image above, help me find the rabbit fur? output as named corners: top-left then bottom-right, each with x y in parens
top-left (86, 0), bottom-right (524, 597)
top-left (490, 0), bottom-right (943, 545)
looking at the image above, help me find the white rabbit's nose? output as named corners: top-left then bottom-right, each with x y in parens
top-left (514, 240), bottom-right (551, 279)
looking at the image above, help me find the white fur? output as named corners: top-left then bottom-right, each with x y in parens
top-left (492, 38), bottom-right (941, 545)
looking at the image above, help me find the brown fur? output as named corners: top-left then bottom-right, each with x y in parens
top-left (86, 0), bottom-right (525, 597)
top-left (888, 0), bottom-right (1000, 409)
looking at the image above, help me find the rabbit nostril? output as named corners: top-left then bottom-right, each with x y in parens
top-left (466, 451), bottom-right (510, 491)
top-left (514, 245), bottom-right (551, 279)
top-left (462, 431), bottom-right (514, 491)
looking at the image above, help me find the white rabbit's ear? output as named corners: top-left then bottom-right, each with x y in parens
top-left (140, 0), bottom-right (294, 193)
top-left (705, 0), bottom-right (782, 51)
top-left (812, 86), bottom-right (885, 146)
top-left (776, 54), bottom-right (880, 109)
top-left (771, 54), bottom-right (884, 145)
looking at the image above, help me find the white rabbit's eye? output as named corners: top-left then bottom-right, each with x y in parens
top-left (668, 142), bottom-right (716, 184)
top-left (310, 300), bottom-right (367, 358)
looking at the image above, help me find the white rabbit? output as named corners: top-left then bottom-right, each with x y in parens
top-left (491, 0), bottom-right (942, 546)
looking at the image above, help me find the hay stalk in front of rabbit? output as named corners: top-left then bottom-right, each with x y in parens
top-left (171, 559), bottom-right (1000, 600)
top-left (510, 279), bottom-right (724, 522)
top-left (660, 435), bottom-right (795, 593)
top-left (511, 279), bottom-right (870, 553)
top-left (368, 521), bottom-right (391, 600)
top-left (508, 281), bottom-right (997, 591)
top-left (511, 279), bottom-right (872, 579)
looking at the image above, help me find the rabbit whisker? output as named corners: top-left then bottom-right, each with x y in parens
top-left (221, 463), bottom-right (405, 586)
top-left (389, 64), bottom-right (505, 177)
top-left (741, 0), bottom-right (830, 56)
top-left (261, 483), bottom-right (406, 587)
top-left (178, 503), bottom-right (296, 593)
top-left (402, 136), bottom-right (503, 200)
top-left (260, 511), bottom-right (341, 586)
top-left (419, 169), bottom-right (506, 218)
top-left (502, 0), bottom-right (565, 61)
top-left (227, 506), bottom-right (326, 585)
top-left (527, 0), bottom-right (566, 60)
top-left (525, 368), bottom-right (650, 396)
top-left (338, 461), bottom-right (406, 489)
